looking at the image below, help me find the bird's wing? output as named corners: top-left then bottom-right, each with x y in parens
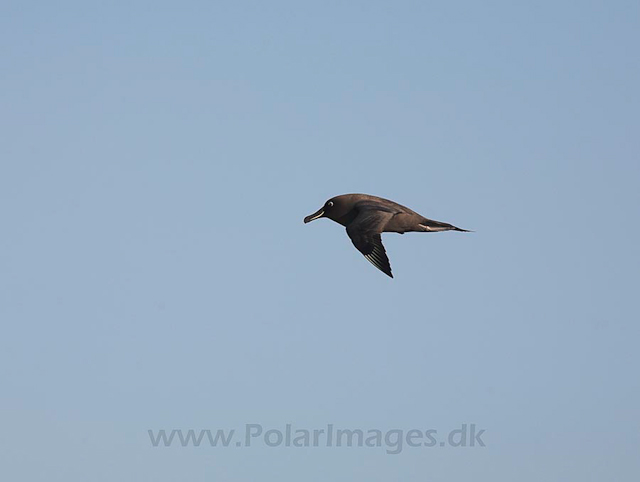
top-left (346, 210), bottom-right (394, 278)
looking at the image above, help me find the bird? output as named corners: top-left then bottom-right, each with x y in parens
top-left (303, 193), bottom-right (470, 278)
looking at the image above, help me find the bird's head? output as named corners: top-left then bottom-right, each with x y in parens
top-left (303, 196), bottom-right (350, 223)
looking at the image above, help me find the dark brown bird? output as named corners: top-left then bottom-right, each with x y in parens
top-left (304, 193), bottom-right (470, 278)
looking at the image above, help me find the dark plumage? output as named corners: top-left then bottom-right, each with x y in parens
top-left (303, 193), bottom-right (470, 278)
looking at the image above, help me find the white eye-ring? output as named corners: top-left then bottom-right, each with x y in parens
top-left (327, 201), bottom-right (334, 207)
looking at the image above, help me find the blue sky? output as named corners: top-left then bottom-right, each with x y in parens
top-left (1, 1), bottom-right (639, 481)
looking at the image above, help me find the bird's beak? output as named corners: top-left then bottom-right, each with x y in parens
top-left (304, 208), bottom-right (324, 223)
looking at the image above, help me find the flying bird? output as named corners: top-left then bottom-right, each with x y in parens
top-left (304, 193), bottom-right (470, 278)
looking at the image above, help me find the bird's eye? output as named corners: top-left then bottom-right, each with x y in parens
top-left (327, 201), bottom-right (334, 208)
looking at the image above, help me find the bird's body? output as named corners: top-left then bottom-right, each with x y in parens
top-left (304, 193), bottom-right (470, 278)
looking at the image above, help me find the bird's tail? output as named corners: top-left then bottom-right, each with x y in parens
top-left (419, 220), bottom-right (472, 232)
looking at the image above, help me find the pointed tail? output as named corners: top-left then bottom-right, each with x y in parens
top-left (419, 220), bottom-right (473, 232)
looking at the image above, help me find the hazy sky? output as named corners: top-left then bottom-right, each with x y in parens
top-left (1, 1), bottom-right (639, 481)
